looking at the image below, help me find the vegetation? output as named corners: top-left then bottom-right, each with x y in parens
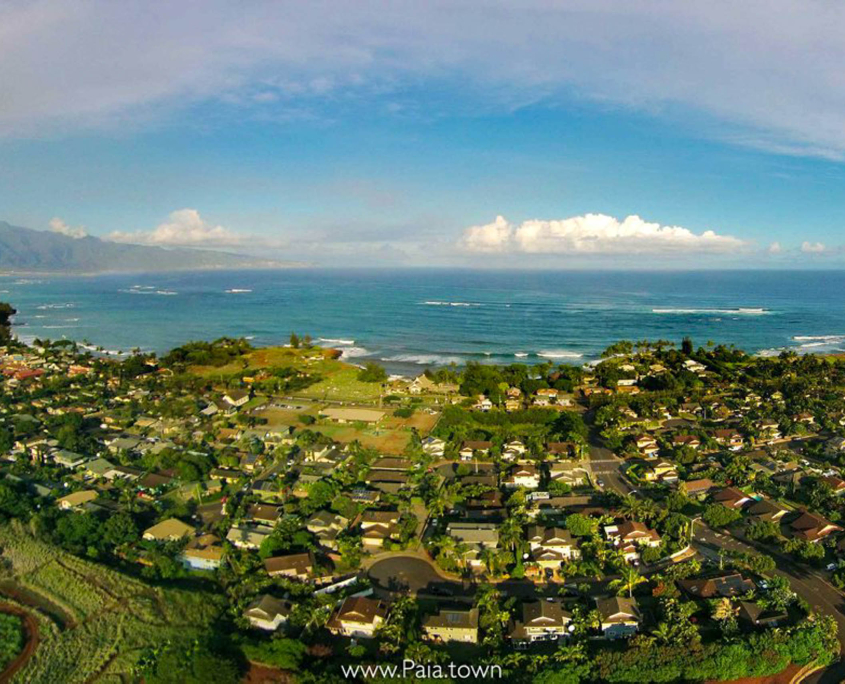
top-left (0, 612), bottom-right (24, 670)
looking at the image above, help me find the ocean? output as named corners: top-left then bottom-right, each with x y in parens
top-left (2, 269), bottom-right (844, 374)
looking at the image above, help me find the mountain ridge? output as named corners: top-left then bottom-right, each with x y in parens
top-left (0, 221), bottom-right (300, 274)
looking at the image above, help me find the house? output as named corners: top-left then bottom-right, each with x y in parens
top-left (682, 478), bottom-right (715, 500)
top-left (526, 526), bottom-right (580, 562)
top-left (322, 407), bottom-right (385, 424)
top-left (548, 462), bottom-right (589, 487)
top-left (604, 521), bottom-right (661, 562)
top-left (711, 487), bottom-right (754, 510)
top-left (510, 600), bottom-right (572, 644)
top-left (327, 596), bottom-right (388, 639)
top-left (222, 389), bottom-right (250, 408)
top-left (821, 476), bottom-right (845, 496)
top-left (547, 442), bottom-right (578, 459)
top-left (226, 524), bottom-right (272, 550)
top-left (244, 595), bottom-right (293, 631)
top-left (246, 503), bottom-right (283, 527)
top-left (673, 434), bottom-right (701, 450)
top-left (306, 511), bottom-right (349, 550)
top-left (422, 608), bottom-right (479, 644)
top-left (360, 510), bottom-right (401, 548)
top-left (737, 601), bottom-right (787, 628)
top-left (446, 522), bottom-right (499, 569)
top-left (421, 437), bottom-right (446, 458)
top-left (643, 461), bottom-right (678, 483)
top-left (714, 429), bottom-right (744, 451)
top-left (678, 573), bottom-right (755, 599)
top-left (143, 518), bottom-right (194, 542)
top-left (52, 449), bottom-right (88, 469)
top-left (474, 395), bottom-right (493, 412)
top-left (790, 511), bottom-right (842, 543)
top-left (181, 534), bottom-right (225, 570)
top-left (596, 596), bottom-right (640, 639)
top-left (634, 434), bottom-right (659, 456)
top-left (57, 489), bottom-right (98, 510)
top-left (746, 498), bottom-right (788, 524)
top-left (459, 441), bottom-right (492, 460)
top-left (264, 551), bottom-right (315, 580)
top-left (503, 464), bottom-right (541, 489)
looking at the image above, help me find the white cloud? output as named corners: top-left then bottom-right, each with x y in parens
top-left (48, 217), bottom-right (87, 239)
top-left (2, 2), bottom-right (845, 157)
top-left (107, 209), bottom-right (246, 248)
top-left (801, 241), bottom-right (826, 254)
top-left (768, 242), bottom-right (782, 254)
top-left (461, 214), bottom-right (745, 255)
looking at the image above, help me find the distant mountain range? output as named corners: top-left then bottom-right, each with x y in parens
top-left (0, 221), bottom-right (298, 274)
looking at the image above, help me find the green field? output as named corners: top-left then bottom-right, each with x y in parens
top-left (0, 522), bottom-right (226, 683)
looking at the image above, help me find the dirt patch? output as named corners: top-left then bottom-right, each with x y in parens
top-left (0, 604), bottom-right (39, 684)
top-left (242, 661), bottom-right (295, 684)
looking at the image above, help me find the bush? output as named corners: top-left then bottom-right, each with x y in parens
top-left (357, 363), bottom-right (387, 383)
top-left (393, 407), bottom-right (415, 418)
top-left (703, 504), bottom-right (742, 529)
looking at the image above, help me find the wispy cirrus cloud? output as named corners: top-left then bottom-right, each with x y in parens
top-left (2, 2), bottom-right (845, 159)
top-left (460, 214), bottom-right (746, 255)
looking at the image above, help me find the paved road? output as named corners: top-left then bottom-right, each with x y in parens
top-left (693, 526), bottom-right (845, 684)
top-left (587, 443), bottom-right (634, 495)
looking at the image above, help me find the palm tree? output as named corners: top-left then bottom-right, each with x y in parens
top-left (609, 564), bottom-right (646, 598)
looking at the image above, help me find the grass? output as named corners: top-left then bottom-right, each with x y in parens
top-left (0, 521), bottom-right (226, 684)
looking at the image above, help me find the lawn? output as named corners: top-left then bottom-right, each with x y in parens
top-left (0, 522), bottom-right (226, 684)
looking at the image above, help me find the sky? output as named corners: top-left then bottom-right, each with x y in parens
top-left (2, 0), bottom-right (845, 268)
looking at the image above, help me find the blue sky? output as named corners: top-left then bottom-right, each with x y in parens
top-left (2, 1), bottom-right (845, 267)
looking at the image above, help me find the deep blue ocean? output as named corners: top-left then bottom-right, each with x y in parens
top-left (3, 269), bottom-right (845, 374)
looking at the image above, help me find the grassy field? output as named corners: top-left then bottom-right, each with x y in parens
top-left (0, 522), bottom-right (225, 684)
top-left (190, 346), bottom-right (385, 402)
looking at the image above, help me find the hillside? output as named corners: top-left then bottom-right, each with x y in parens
top-left (0, 221), bottom-right (295, 274)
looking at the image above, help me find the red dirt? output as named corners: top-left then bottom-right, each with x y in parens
top-left (0, 604), bottom-right (39, 684)
top-left (242, 661), bottom-right (295, 684)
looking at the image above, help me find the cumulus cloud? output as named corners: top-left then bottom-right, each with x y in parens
top-left (460, 214), bottom-right (745, 255)
top-left (107, 209), bottom-right (247, 248)
top-left (3, 2), bottom-right (845, 157)
top-left (49, 217), bottom-right (87, 239)
top-left (768, 242), bottom-right (783, 254)
top-left (801, 241), bottom-right (826, 254)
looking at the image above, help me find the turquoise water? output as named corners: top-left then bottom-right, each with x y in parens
top-left (3, 269), bottom-right (845, 373)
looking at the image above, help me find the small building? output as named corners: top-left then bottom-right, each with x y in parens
top-left (143, 518), bottom-right (194, 542)
top-left (596, 596), bottom-right (640, 639)
top-left (244, 595), bottom-right (293, 631)
top-left (510, 599), bottom-right (572, 644)
top-left (57, 489), bottom-right (98, 510)
top-left (181, 534), bottom-right (225, 570)
top-left (264, 551), bottom-right (315, 581)
top-left (327, 596), bottom-right (388, 639)
top-left (422, 607), bottom-right (479, 644)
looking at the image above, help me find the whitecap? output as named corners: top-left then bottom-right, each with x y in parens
top-left (155, 290), bottom-right (177, 296)
top-left (384, 353), bottom-right (465, 365)
top-left (652, 307), bottom-right (769, 315)
top-left (319, 337), bottom-right (356, 345)
top-left (422, 301), bottom-right (480, 307)
top-left (538, 349), bottom-right (584, 359)
top-left (338, 346), bottom-right (369, 359)
top-left (225, 289), bottom-right (252, 293)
